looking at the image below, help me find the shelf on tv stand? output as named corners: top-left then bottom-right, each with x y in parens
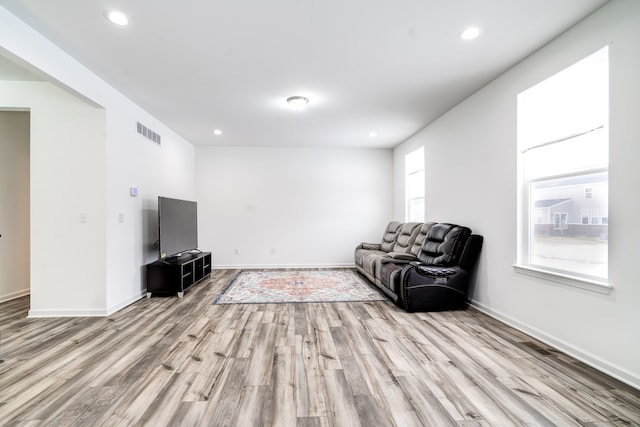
top-left (145, 251), bottom-right (212, 298)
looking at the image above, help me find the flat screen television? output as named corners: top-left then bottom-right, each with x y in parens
top-left (158, 196), bottom-right (198, 259)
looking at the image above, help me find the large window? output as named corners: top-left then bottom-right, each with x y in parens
top-left (405, 147), bottom-right (424, 222)
top-left (517, 47), bottom-right (609, 284)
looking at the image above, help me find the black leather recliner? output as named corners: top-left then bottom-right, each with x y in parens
top-left (379, 223), bottom-right (483, 312)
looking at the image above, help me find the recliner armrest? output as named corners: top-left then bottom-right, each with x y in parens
top-left (380, 252), bottom-right (417, 265)
top-left (414, 265), bottom-right (460, 278)
top-left (385, 252), bottom-right (418, 261)
top-left (358, 242), bottom-right (382, 250)
top-left (399, 264), bottom-right (470, 312)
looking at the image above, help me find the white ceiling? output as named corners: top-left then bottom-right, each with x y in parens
top-left (1, 0), bottom-right (609, 148)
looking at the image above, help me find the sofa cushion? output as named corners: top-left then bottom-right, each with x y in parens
top-left (354, 247), bottom-right (389, 288)
top-left (380, 221), bottom-right (403, 252)
top-left (417, 223), bottom-right (471, 266)
top-left (386, 252), bottom-right (417, 261)
top-left (360, 243), bottom-right (381, 250)
top-left (409, 222), bottom-right (435, 257)
top-left (380, 262), bottom-right (404, 296)
top-left (391, 222), bottom-right (422, 253)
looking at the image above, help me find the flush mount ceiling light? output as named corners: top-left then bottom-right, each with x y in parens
top-left (213, 129), bottom-right (222, 136)
top-left (460, 26), bottom-right (482, 40)
top-left (105, 10), bottom-right (129, 26)
top-left (369, 131), bottom-right (377, 138)
top-left (286, 96), bottom-right (309, 111)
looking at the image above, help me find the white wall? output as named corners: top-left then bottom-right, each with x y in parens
top-left (104, 104), bottom-right (195, 313)
top-left (393, 0), bottom-right (640, 388)
top-left (0, 111), bottom-right (30, 303)
top-left (0, 7), bottom-right (196, 315)
top-left (196, 146), bottom-right (392, 268)
top-left (0, 81), bottom-right (107, 316)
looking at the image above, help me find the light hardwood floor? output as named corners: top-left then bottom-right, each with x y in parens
top-left (1, 269), bottom-right (639, 426)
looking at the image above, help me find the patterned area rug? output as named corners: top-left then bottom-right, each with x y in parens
top-left (214, 269), bottom-right (386, 304)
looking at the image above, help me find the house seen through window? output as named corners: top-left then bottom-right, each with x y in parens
top-left (518, 46), bottom-right (609, 281)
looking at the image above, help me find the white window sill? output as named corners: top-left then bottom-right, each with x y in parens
top-left (512, 264), bottom-right (612, 295)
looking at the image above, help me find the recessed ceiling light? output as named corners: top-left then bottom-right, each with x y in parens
top-left (105, 10), bottom-right (129, 26)
top-left (286, 96), bottom-right (309, 111)
top-left (460, 26), bottom-right (482, 40)
top-left (213, 129), bottom-right (222, 136)
top-left (369, 131), bottom-right (377, 138)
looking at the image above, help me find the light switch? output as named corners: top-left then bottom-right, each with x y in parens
top-left (130, 187), bottom-right (138, 197)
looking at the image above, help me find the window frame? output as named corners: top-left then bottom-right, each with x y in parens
top-left (404, 147), bottom-right (425, 222)
top-left (519, 161), bottom-right (610, 293)
top-left (515, 47), bottom-right (611, 294)
top-left (524, 167), bottom-right (608, 280)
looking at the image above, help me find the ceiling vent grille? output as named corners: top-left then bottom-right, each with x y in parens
top-left (136, 121), bottom-right (161, 145)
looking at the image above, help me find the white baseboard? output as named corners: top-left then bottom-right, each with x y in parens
top-left (107, 292), bottom-right (146, 316)
top-left (213, 263), bottom-right (355, 270)
top-left (26, 293), bottom-right (146, 318)
top-left (0, 288), bottom-right (30, 304)
top-left (28, 308), bottom-right (108, 318)
top-left (470, 300), bottom-right (640, 391)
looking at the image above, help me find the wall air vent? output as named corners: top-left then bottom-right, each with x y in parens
top-left (136, 121), bottom-right (161, 145)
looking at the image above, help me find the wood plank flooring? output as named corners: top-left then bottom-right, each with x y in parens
top-left (1, 269), bottom-right (639, 426)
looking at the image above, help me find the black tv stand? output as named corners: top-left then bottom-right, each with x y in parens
top-left (146, 251), bottom-right (212, 298)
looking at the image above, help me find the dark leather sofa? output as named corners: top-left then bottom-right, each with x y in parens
top-left (355, 221), bottom-right (483, 312)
